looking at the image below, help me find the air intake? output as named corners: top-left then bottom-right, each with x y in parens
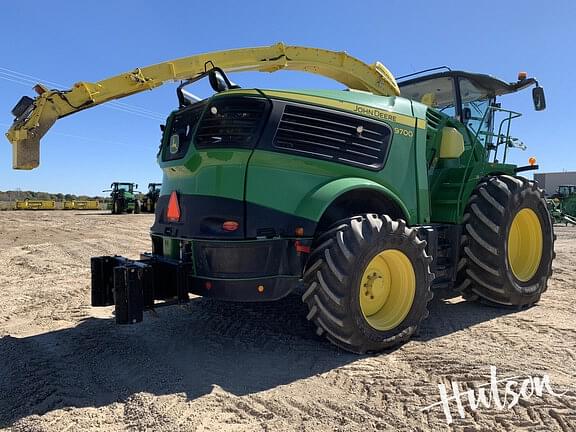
top-left (426, 109), bottom-right (442, 131)
top-left (195, 98), bottom-right (268, 149)
top-left (274, 104), bottom-right (392, 170)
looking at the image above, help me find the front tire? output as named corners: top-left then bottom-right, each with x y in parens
top-left (302, 214), bottom-right (434, 354)
top-left (457, 175), bottom-right (554, 306)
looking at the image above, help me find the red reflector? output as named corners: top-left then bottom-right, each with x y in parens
top-left (295, 240), bottom-right (311, 254)
top-left (222, 221), bottom-right (239, 232)
top-left (167, 191), bottom-right (180, 222)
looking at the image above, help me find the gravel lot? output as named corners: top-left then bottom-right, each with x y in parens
top-left (0, 211), bottom-right (574, 431)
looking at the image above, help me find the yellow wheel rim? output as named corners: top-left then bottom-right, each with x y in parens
top-left (359, 249), bottom-right (416, 331)
top-left (507, 208), bottom-right (543, 282)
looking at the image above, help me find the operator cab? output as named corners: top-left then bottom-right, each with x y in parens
top-left (399, 69), bottom-right (546, 160)
top-left (148, 183), bottom-right (162, 194)
top-left (556, 185), bottom-right (576, 197)
top-left (112, 182), bottom-right (136, 193)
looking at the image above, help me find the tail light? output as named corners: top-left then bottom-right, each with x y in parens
top-left (222, 221), bottom-right (239, 232)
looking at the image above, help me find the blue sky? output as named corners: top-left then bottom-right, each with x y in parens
top-left (1, 0), bottom-right (574, 196)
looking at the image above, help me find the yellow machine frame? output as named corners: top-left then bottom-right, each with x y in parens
top-left (15, 199), bottom-right (56, 210)
top-left (63, 200), bottom-right (100, 210)
top-left (5, 43), bottom-right (399, 170)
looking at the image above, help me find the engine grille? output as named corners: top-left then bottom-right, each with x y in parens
top-left (195, 98), bottom-right (268, 149)
top-left (273, 104), bottom-right (392, 170)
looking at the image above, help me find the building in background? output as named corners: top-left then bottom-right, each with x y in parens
top-left (534, 171), bottom-right (576, 196)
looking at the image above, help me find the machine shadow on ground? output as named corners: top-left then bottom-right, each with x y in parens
top-left (0, 290), bottom-right (515, 427)
top-left (72, 212), bottom-right (150, 216)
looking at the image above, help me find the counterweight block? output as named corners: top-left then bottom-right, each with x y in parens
top-left (90, 255), bottom-right (189, 324)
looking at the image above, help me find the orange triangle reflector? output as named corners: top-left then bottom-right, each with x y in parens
top-left (167, 191), bottom-right (180, 222)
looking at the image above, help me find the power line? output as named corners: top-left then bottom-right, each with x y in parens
top-left (104, 104), bottom-right (165, 121)
top-left (0, 72), bottom-right (164, 121)
top-left (0, 72), bottom-right (165, 121)
top-left (0, 72), bottom-right (35, 87)
top-left (0, 67), bottom-right (165, 119)
top-left (107, 100), bottom-right (165, 117)
top-left (36, 130), bottom-right (134, 147)
top-left (0, 71), bottom-right (165, 121)
top-left (0, 122), bottom-right (151, 148)
top-left (0, 66), bottom-right (166, 121)
top-left (0, 66), bottom-right (64, 88)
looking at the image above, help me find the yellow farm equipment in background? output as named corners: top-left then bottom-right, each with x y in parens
top-left (63, 200), bottom-right (100, 210)
top-left (15, 199), bottom-right (56, 210)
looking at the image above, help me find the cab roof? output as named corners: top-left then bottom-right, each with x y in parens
top-left (398, 70), bottom-right (535, 97)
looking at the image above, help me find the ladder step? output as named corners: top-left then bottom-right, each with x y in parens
top-left (435, 199), bottom-right (459, 205)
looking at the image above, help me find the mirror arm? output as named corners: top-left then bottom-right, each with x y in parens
top-left (175, 67), bottom-right (239, 108)
top-left (176, 70), bottom-right (212, 108)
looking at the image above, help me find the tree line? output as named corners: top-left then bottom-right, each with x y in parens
top-left (0, 190), bottom-right (106, 201)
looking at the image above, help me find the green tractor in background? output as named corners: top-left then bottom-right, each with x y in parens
top-left (6, 45), bottom-right (555, 354)
top-left (547, 185), bottom-right (576, 225)
top-left (105, 182), bottom-right (141, 215)
top-left (141, 182), bottom-right (162, 213)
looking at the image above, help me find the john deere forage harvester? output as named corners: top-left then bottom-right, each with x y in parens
top-left (5, 44), bottom-right (554, 353)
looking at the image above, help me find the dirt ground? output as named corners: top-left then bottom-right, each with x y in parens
top-left (0, 211), bottom-right (574, 431)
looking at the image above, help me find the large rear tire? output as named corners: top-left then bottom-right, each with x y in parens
top-left (457, 175), bottom-right (554, 306)
top-left (302, 214), bottom-right (434, 354)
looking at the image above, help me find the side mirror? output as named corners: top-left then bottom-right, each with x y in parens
top-left (208, 68), bottom-right (240, 93)
top-left (209, 70), bottom-right (229, 92)
top-left (533, 86), bottom-right (546, 111)
top-left (462, 107), bottom-right (472, 122)
top-left (160, 124), bottom-right (165, 132)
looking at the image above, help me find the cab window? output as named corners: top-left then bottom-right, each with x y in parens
top-left (400, 77), bottom-right (457, 118)
top-left (162, 104), bottom-right (205, 161)
top-left (459, 78), bottom-right (494, 146)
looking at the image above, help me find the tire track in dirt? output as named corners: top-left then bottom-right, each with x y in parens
top-left (0, 212), bottom-right (574, 431)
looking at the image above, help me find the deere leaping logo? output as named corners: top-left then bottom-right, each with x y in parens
top-left (169, 134), bottom-right (180, 154)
